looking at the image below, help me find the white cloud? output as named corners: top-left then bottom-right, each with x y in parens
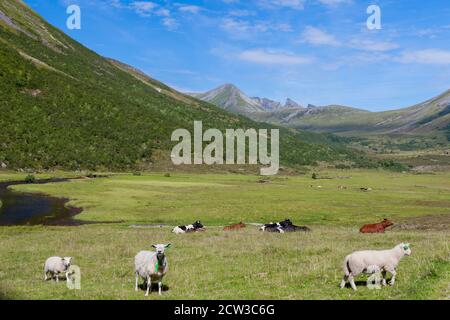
top-left (221, 18), bottom-right (293, 36)
top-left (163, 18), bottom-right (179, 30)
top-left (178, 5), bottom-right (202, 14)
top-left (396, 49), bottom-right (450, 65)
top-left (301, 26), bottom-right (340, 46)
top-left (317, 0), bottom-right (351, 6)
top-left (238, 49), bottom-right (312, 65)
top-left (350, 39), bottom-right (399, 52)
top-left (258, 0), bottom-right (305, 10)
top-left (228, 9), bottom-right (256, 17)
top-left (221, 18), bottom-right (269, 34)
top-left (130, 1), bottom-right (157, 16)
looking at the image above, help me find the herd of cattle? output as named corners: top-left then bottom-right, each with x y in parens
top-left (171, 218), bottom-right (394, 234)
top-left (43, 217), bottom-right (404, 296)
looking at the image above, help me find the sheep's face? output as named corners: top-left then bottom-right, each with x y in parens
top-left (62, 257), bottom-right (72, 267)
top-left (152, 244), bottom-right (172, 256)
top-left (401, 243), bottom-right (412, 256)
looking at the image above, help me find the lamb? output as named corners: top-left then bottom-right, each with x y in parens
top-left (135, 244), bottom-right (171, 297)
top-left (44, 257), bottom-right (72, 282)
top-left (340, 243), bottom-right (412, 291)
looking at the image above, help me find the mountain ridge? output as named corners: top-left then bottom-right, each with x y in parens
top-left (193, 84), bottom-right (450, 137)
top-left (189, 84), bottom-right (306, 114)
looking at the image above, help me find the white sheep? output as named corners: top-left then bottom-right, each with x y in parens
top-left (340, 243), bottom-right (412, 291)
top-left (135, 244), bottom-right (171, 296)
top-left (44, 257), bottom-right (72, 282)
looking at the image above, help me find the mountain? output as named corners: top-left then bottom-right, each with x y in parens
top-left (191, 85), bottom-right (304, 114)
top-left (0, 1), bottom-right (368, 170)
top-left (189, 84), bottom-right (265, 114)
top-left (263, 92), bottom-right (450, 137)
top-left (285, 98), bottom-right (304, 110)
top-left (196, 84), bottom-right (450, 139)
top-left (251, 97), bottom-right (283, 112)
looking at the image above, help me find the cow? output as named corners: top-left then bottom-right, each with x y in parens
top-left (279, 219), bottom-right (311, 232)
top-left (360, 219), bottom-right (394, 233)
top-left (260, 222), bottom-right (284, 233)
top-left (260, 219), bottom-right (311, 233)
top-left (172, 221), bottom-right (204, 234)
top-left (224, 222), bottom-right (246, 231)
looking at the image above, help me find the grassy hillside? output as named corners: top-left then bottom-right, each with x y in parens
top-left (0, 0), bottom-right (367, 171)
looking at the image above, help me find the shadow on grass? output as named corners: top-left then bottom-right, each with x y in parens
top-left (138, 283), bottom-right (170, 293)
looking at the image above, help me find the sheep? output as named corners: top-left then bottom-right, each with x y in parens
top-left (135, 244), bottom-right (171, 296)
top-left (44, 257), bottom-right (72, 283)
top-left (340, 243), bottom-right (412, 291)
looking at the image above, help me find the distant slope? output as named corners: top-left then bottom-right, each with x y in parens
top-left (279, 91), bottom-right (450, 136)
top-left (0, 1), bottom-right (366, 170)
top-left (197, 84), bottom-right (450, 138)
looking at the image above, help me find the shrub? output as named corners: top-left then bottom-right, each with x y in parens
top-left (24, 174), bottom-right (36, 184)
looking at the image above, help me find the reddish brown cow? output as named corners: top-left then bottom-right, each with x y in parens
top-left (360, 219), bottom-right (394, 233)
top-left (224, 222), bottom-right (246, 231)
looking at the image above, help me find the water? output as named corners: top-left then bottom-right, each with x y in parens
top-left (0, 179), bottom-right (83, 226)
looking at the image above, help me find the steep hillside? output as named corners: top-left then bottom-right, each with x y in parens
top-left (0, 1), bottom-right (365, 170)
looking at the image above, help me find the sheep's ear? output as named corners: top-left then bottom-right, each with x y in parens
top-left (152, 245), bottom-right (157, 248)
top-left (165, 244), bottom-right (172, 249)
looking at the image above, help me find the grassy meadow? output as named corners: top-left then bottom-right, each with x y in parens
top-left (0, 170), bottom-right (449, 300)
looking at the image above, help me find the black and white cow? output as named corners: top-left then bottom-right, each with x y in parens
top-left (172, 221), bottom-right (204, 234)
top-left (260, 219), bottom-right (311, 233)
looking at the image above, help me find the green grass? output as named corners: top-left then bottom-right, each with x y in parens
top-left (0, 170), bottom-right (449, 300)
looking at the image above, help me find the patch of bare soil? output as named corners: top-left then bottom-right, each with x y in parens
top-left (392, 215), bottom-right (450, 231)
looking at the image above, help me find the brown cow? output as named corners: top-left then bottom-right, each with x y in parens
top-left (224, 222), bottom-right (246, 231)
top-left (360, 219), bottom-right (394, 233)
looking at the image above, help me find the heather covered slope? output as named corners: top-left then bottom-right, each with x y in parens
top-left (0, 0), bottom-right (365, 170)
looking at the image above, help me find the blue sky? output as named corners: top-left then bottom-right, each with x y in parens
top-left (24, 0), bottom-right (450, 111)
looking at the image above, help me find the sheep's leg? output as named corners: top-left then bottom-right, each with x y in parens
top-left (340, 275), bottom-right (348, 289)
top-left (44, 271), bottom-right (48, 281)
top-left (349, 275), bottom-right (357, 291)
top-left (56, 273), bottom-right (59, 283)
top-left (381, 271), bottom-right (387, 286)
top-left (145, 278), bottom-right (151, 297)
top-left (135, 272), bottom-right (139, 292)
top-left (388, 269), bottom-right (397, 286)
top-left (158, 281), bottom-right (162, 296)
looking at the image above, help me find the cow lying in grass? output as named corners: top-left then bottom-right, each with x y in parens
top-left (360, 219), bottom-right (393, 233)
top-left (224, 222), bottom-right (246, 231)
top-left (172, 221), bottom-right (204, 234)
top-left (260, 219), bottom-right (311, 233)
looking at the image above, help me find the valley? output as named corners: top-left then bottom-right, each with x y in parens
top-left (0, 170), bottom-right (449, 299)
